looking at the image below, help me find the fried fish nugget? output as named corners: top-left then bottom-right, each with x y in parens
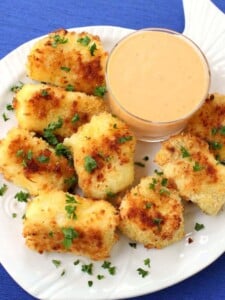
top-left (23, 190), bottom-right (119, 260)
top-left (27, 29), bottom-right (108, 94)
top-left (119, 176), bottom-right (184, 248)
top-left (0, 128), bottom-right (75, 195)
top-left (155, 133), bottom-right (225, 215)
top-left (64, 112), bottom-right (136, 199)
top-left (185, 93), bottom-right (225, 162)
top-left (13, 83), bottom-right (107, 137)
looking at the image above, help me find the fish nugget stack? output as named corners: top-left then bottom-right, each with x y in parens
top-left (1, 29), bottom-right (224, 261)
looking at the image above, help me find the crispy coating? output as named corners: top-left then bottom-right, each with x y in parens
top-left (185, 93), bottom-right (225, 161)
top-left (27, 29), bottom-right (108, 94)
top-left (119, 176), bottom-right (184, 249)
top-left (64, 112), bottom-right (136, 199)
top-left (23, 190), bottom-right (119, 260)
top-left (13, 83), bottom-right (107, 137)
top-left (155, 133), bottom-right (225, 215)
top-left (0, 128), bottom-right (75, 195)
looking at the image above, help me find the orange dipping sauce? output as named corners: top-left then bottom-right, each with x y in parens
top-left (106, 29), bottom-right (210, 141)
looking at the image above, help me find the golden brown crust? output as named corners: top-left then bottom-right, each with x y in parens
top-left (13, 83), bottom-right (107, 137)
top-left (119, 176), bottom-right (184, 248)
top-left (64, 112), bottom-right (136, 199)
top-left (0, 128), bottom-right (75, 195)
top-left (185, 93), bottom-right (225, 161)
top-left (27, 29), bottom-right (108, 94)
top-left (23, 190), bottom-right (119, 260)
top-left (155, 133), bottom-right (225, 215)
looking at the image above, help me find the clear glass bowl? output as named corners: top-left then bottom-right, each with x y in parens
top-left (106, 28), bottom-right (211, 142)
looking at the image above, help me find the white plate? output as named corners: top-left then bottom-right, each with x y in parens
top-left (0, 23), bottom-right (225, 300)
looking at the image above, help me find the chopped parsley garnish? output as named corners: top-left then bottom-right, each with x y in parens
top-left (0, 184), bottom-right (7, 196)
top-left (51, 34), bottom-right (68, 48)
top-left (27, 150), bottom-right (33, 160)
top-left (41, 89), bottom-right (49, 97)
top-left (73, 259), bottom-right (80, 266)
top-left (145, 202), bottom-right (152, 209)
top-left (48, 117), bottom-right (63, 131)
top-left (66, 193), bottom-right (77, 203)
top-left (153, 218), bottom-right (163, 226)
top-left (194, 222), bottom-right (205, 231)
top-left (88, 281), bottom-right (93, 287)
top-left (52, 259), bottom-right (61, 268)
top-left (65, 84), bottom-right (75, 91)
top-left (117, 135), bottom-right (133, 144)
top-left (82, 263), bottom-right (93, 275)
top-left (159, 188), bottom-right (170, 195)
top-left (106, 191), bottom-right (116, 199)
top-left (161, 178), bottom-right (168, 186)
top-left (55, 143), bottom-right (71, 158)
top-left (154, 169), bottom-right (163, 176)
top-left (129, 242), bottom-right (137, 248)
top-left (16, 149), bottom-right (24, 157)
top-left (2, 113), bottom-right (9, 121)
top-left (101, 261), bottom-right (116, 275)
top-left (65, 204), bottom-right (77, 220)
top-left (84, 155), bottom-right (97, 173)
top-left (49, 231), bottom-right (54, 237)
top-left (14, 191), bottom-right (29, 202)
top-left (60, 66), bottom-right (71, 72)
top-left (193, 161), bottom-right (204, 172)
top-left (77, 36), bottom-right (91, 46)
top-left (208, 141), bottom-right (223, 150)
top-left (65, 194), bottom-right (78, 219)
top-left (149, 178), bottom-right (157, 190)
top-left (134, 161), bottom-right (145, 167)
top-left (60, 269), bottom-right (66, 277)
top-left (180, 146), bottom-right (190, 158)
top-left (12, 213), bottom-right (17, 218)
top-left (10, 81), bottom-right (24, 92)
top-left (137, 268), bottom-right (149, 278)
top-left (64, 176), bottom-right (77, 187)
top-left (93, 86), bottom-right (107, 97)
top-left (144, 258), bottom-right (151, 268)
top-left (71, 113), bottom-right (80, 123)
top-left (97, 274), bottom-right (105, 280)
top-left (219, 126), bottom-right (225, 135)
top-left (6, 104), bottom-right (14, 111)
top-left (37, 155), bottom-right (50, 163)
top-left (62, 227), bottom-right (79, 249)
top-left (211, 127), bottom-right (218, 135)
top-left (43, 117), bottom-right (63, 146)
top-left (89, 43), bottom-right (97, 56)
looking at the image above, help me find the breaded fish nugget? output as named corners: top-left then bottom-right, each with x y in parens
top-left (27, 29), bottom-right (108, 95)
top-left (0, 128), bottom-right (75, 195)
top-left (13, 83), bottom-right (107, 138)
top-left (186, 93), bottom-right (225, 162)
top-left (119, 175), bottom-right (184, 249)
top-left (155, 133), bottom-right (225, 215)
top-left (23, 190), bottom-right (119, 260)
top-left (64, 112), bottom-right (136, 199)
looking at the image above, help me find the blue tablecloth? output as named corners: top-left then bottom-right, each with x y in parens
top-left (0, 0), bottom-right (225, 299)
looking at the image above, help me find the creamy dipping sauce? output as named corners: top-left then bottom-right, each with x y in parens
top-left (106, 29), bottom-right (210, 141)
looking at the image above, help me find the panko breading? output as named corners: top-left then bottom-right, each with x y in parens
top-left (119, 176), bottom-right (184, 249)
top-left (23, 190), bottom-right (119, 260)
top-left (13, 83), bottom-right (107, 138)
top-left (27, 29), bottom-right (108, 95)
top-left (0, 128), bottom-right (75, 195)
top-left (155, 133), bottom-right (225, 215)
top-left (186, 93), bottom-right (225, 162)
top-left (64, 112), bottom-right (136, 199)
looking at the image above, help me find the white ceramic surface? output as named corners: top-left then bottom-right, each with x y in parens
top-left (0, 2), bottom-right (225, 298)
